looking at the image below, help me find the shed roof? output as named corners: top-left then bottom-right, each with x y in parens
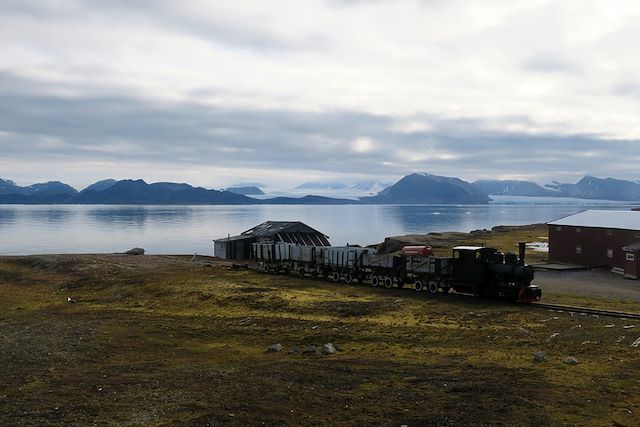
top-left (241, 221), bottom-right (328, 238)
top-left (547, 210), bottom-right (640, 231)
top-left (214, 234), bottom-right (255, 242)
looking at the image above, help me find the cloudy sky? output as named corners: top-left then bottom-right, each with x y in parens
top-left (2, 0), bottom-right (640, 190)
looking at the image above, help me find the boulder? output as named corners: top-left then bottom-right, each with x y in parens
top-left (322, 343), bottom-right (337, 355)
top-left (288, 347), bottom-right (300, 354)
top-left (564, 356), bottom-right (578, 365)
top-left (266, 343), bottom-right (282, 353)
top-left (533, 351), bottom-right (545, 363)
top-left (125, 248), bottom-right (145, 255)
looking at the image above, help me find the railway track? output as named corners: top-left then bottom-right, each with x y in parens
top-left (530, 302), bottom-right (640, 320)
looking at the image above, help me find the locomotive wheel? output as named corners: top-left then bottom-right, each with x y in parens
top-left (414, 281), bottom-right (424, 292)
top-left (262, 264), bottom-right (271, 273)
top-left (310, 270), bottom-right (318, 279)
top-left (427, 280), bottom-right (439, 294)
top-left (371, 276), bottom-right (380, 287)
top-left (384, 277), bottom-right (393, 289)
top-left (332, 272), bottom-right (341, 282)
top-left (344, 273), bottom-right (353, 284)
top-left (298, 268), bottom-right (306, 278)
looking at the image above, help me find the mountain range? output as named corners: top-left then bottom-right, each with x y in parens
top-left (476, 176), bottom-right (640, 201)
top-left (224, 186), bottom-right (265, 196)
top-left (363, 173), bottom-right (491, 204)
top-left (2, 174), bottom-right (640, 205)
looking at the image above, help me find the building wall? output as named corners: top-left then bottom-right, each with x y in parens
top-left (549, 225), bottom-right (640, 268)
top-left (214, 237), bottom-right (255, 259)
top-left (214, 241), bottom-right (228, 259)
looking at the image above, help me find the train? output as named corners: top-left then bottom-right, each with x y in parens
top-left (252, 242), bottom-right (542, 303)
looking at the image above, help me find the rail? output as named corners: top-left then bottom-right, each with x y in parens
top-left (529, 302), bottom-right (640, 320)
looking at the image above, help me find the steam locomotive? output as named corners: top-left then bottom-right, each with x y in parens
top-left (253, 242), bottom-right (542, 303)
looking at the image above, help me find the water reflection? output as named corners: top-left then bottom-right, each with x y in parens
top-left (0, 208), bottom-right (17, 228)
top-left (86, 206), bottom-right (195, 228)
top-left (384, 205), bottom-right (485, 234)
top-left (25, 208), bottom-right (75, 225)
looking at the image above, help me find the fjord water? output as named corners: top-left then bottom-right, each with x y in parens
top-left (0, 197), bottom-right (634, 255)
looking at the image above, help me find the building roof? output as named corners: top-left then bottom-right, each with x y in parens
top-left (623, 243), bottom-right (640, 251)
top-left (453, 246), bottom-right (485, 251)
top-left (547, 210), bottom-right (640, 231)
top-left (214, 234), bottom-right (255, 242)
top-left (214, 221), bottom-right (331, 246)
top-left (241, 221), bottom-right (328, 238)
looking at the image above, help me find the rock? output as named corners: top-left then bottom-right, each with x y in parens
top-left (564, 356), bottom-right (578, 365)
top-left (288, 347), bottom-right (299, 354)
top-left (266, 343), bottom-right (282, 353)
top-left (125, 248), bottom-right (145, 255)
top-left (67, 297), bottom-right (76, 303)
top-left (302, 345), bottom-right (317, 354)
top-left (533, 351), bottom-right (545, 362)
top-left (322, 343), bottom-right (337, 355)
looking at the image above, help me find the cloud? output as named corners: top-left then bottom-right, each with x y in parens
top-left (1, 1), bottom-right (640, 188)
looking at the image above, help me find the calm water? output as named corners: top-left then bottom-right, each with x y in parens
top-left (0, 197), bottom-right (635, 255)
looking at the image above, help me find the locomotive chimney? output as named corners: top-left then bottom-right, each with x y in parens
top-left (518, 242), bottom-right (526, 266)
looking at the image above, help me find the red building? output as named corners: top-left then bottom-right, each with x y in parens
top-left (548, 210), bottom-right (640, 278)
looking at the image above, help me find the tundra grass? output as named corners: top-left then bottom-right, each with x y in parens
top-left (393, 224), bottom-right (550, 263)
top-left (1, 254), bottom-right (639, 426)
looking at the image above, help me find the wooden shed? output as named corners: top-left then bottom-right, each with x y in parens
top-left (547, 210), bottom-right (640, 278)
top-left (623, 243), bottom-right (640, 279)
top-left (213, 221), bottom-right (330, 260)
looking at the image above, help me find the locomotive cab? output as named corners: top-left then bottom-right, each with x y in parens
top-left (452, 246), bottom-right (497, 287)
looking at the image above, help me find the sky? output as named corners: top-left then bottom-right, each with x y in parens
top-left (2, 0), bottom-right (640, 190)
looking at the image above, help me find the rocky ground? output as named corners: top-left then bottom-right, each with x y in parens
top-left (1, 250), bottom-right (640, 426)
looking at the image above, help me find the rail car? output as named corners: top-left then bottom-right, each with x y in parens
top-left (252, 242), bottom-right (542, 303)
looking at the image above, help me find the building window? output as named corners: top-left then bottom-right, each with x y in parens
top-left (576, 245), bottom-right (582, 254)
top-left (556, 226), bottom-right (562, 231)
top-left (576, 227), bottom-right (582, 233)
top-left (607, 229), bottom-right (613, 236)
top-left (607, 249), bottom-right (613, 258)
top-left (627, 253), bottom-right (636, 262)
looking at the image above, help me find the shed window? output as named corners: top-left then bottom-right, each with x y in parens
top-left (576, 227), bottom-right (582, 233)
top-left (635, 232), bottom-right (640, 238)
top-left (606, 229), bottom-right (613, 236)
top-left (576, 245), bottom-right (582, 254)
top-left (627, 253), bottom-right (636, 261)
top-left (607, 249), bottom-right (613, 258)
top-left (556, 226), bottom-right (562, 231)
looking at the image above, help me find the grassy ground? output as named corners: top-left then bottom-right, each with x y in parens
top-left (382, 224), bottom-right (550, 263)
top-left (1, 253), bottom-right (640, 426)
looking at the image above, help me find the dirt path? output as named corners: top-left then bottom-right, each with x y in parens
top-left (535, 269), bottom-right (640, 302)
